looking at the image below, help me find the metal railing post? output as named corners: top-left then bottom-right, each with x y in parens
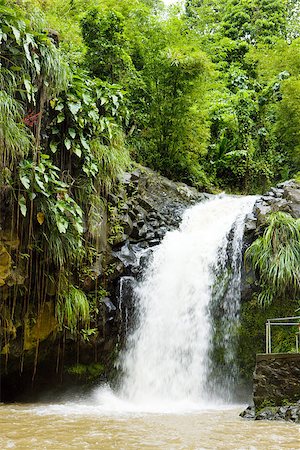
top-left (268, 320), bottom-right (271, 354)
top-left (264, 316), bottom-right (300, 355)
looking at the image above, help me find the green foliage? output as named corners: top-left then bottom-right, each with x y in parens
top-left (237, 294), bottom-right (299, 383)
top-left (0, 90), bottom-right (31, 168)
top-left (0, 1), bottom-right (67, 169)
top-left (81, 8), bottom-right (133, 83)
top-left (0, 0), bottom-right (132, 367)
top-left (56, 284), bottom-right (90, 332)
top-left (221, 0), bottom-right (287, 45)
top-left (48, 70), bottom-right (130, 192)
top-left (0, 1), bottom-right (67, 99)
top-left (66, 362), bottom-right (104, 381)
top-left (18, 154), bottom-right (84, 265)
top-left (246, 212), bottom-right (300, 306)
top-left (275, 77), bottom-right (300, 172)
top-left (129, 17), bottom-right (212, 187)
top-left (184, 0), bottom-right (300, 191)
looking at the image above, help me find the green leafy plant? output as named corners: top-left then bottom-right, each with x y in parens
top-left (18, 154), bottom-right (84, 266)
top-left (245, 212), bottom-right (300, 306)
top-left (0, 90), bottom-right (32, 168)
top-left (48, 70), bottom-right (130, 193)
top-left (56, 284), bottom-right (90, 333)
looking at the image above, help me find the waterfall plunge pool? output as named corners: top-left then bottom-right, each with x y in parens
top-left (0, 399), bottom-right (299, 449)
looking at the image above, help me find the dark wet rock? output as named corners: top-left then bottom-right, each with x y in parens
top-left (244, 213), bottom-right (257, 233)
top-left (138, 224), bottom-right (148, 239)
top-left (120, 214), bottom-right (133, 236)
top-left (285, 406), bottom-right (300, 422)
top-left (255, 407), bottom-right (277, 421)
top-left (253, 202), bottom-right (273, 225)
top-left (239, 405), bottom-right (255, 419)
top-left (252, 180), bottom-right (300, 227)
top-left (131, 169), bottom-right (141, 181)
top-left (251, 404), bottom-right (300, 422)
top-left (102, 297), bottom-right (117, 313)
top-left (121, 172), bottom-right (132, 184)
top-left (270, 187), bottom-right (284, 197)
top-left (283, 187), bottom-right (300, 218)
top-left (112, 166), bottom-right (206, 252)
top-left (240, 179), bottom-right (300, 420)
top-left (253, 354), bottom-right (300, 412)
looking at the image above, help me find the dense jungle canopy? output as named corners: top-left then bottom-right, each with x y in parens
top-left (1, 0), bottom-right (300, 198)
top-left (0, 0), bottom-right (300, 395)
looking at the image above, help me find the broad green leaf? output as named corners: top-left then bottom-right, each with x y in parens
top-left (20, 175), bottom-right (30, 190)
top-left (50, 141), bottom-right (58, 153)
top-left (33, 56), bottom-right (41, 76)
top-left (57, 219), bottom-right (68, 233)
top-left (68, 128), bottom-right (76, 139)
top-left (57, 113), bottom-right (65, 123)
top-left (68, 102), bottom-right (81, 116)
top-left (23, 77), bottom-right (32, 95)
top-left (74, 204), bottom-right (83, 218)
top-left (11, 26), bottom-right (21, 44)
top-left (18, 196), bottom-right (27, 217)
top-left (23, 39), bottom-right (32, 63)
top-left (55, 103), bottom-right (64, 111)
top-left (112, 95), bottom-right (119, 106)
top-left (88, 110), bottom-right (99, 122)
top-left (35, 176), bottom-right (47, 194)
top-left (10, 66), bottom-right (22, 71)
top-left (73, 146), bottom-right (82, 158)
top-left (73, 221), bottom-right (84, 234)
top-left (82, 93), bottom-right (91, 105)
top-left (80, 135), bottom-right (90, 150)
top-left (64, 138), bottom-right (72, 150)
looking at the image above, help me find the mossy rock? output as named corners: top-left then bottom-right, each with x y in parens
top-left (66, 362), bottom-right (105, 382)
top-left (23, 302), bottom-right (57, 351)
top-left (0, 243), bottom-right (11, 286)
top-left (0, 231), bottom-right (20, 249)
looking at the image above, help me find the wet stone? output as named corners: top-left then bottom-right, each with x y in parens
top-left (239, 406), bottom-right (255, 420)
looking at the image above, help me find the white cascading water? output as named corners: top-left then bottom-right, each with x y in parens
top-left (116, 195), bottom-right (257, 409)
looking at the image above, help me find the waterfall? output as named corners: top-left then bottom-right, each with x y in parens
top-left (116, 195), bottom-right (257, 408)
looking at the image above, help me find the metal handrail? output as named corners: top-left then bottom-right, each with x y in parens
top-left (265, 317), bottom-right (300, 354)
top-left (267, 316), bottom-right (300, 321)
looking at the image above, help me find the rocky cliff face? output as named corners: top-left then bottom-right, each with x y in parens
top-left (253, 354), bottom-right (300, 409)
top-left (244, 179), bottom-right (300, 237)
top-left (0, 166), bottom-right (207, 401)
top-left (239, 180), bottom-right (300, 420)
top-left (241, 179), bottom-right (300, 304)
